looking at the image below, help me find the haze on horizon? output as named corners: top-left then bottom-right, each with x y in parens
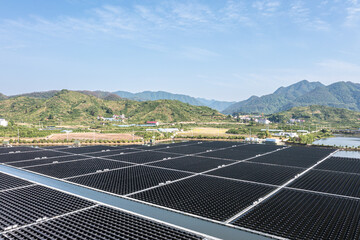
top-left (1, 0), bottom-right (360, 101)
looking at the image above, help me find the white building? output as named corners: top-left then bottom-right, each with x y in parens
top-left (0, 119), bottom-right (8, 127)
top-left (257, 118), bottom-right (271, 125)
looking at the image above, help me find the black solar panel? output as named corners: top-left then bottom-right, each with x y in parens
top-left (1, 205), bottom-right (202, 240)
top-left (105, 151), bottom-right (181, 164)
top-left (198, 141), bottom-right (243, 148)
top-left (131, 175), bottom-right (275, 221)
top-left (0, 185), bottom-right (94, 231)
top-left (0, 172), bottom-right (32, 191)
top-left (0, 147), bottom-right (40, 154)
top-left (68, 166), bottom-right (192, 195)
top-left (0, 150), bottom-right (71, 163)
top-left (207, 162), bottom-right (303, 185)
top-left (149, 156), bottom-right (233, 173)
top-left (250, 146), bottom-right (335, 168)
top-left (198, 144), bottom-right (283, 160)
top-left (7, 155), bottom-right (88, 168)
top-left (134, 141), bottom-right (197, 150)
top-left (157, 145), bottom-right (214, 154)
top-left (233, 189), bottom-right (360, 240)
top-left (316, 157), bottom-right (360, 174)
top-left (58, 145), bottom-right (118, 154)
top-left (26, 158), bottom-right (132, 179)
top-left (289, 169), bottom-right (360, 198)
top-left (83, 148), bottom-right (140, 157)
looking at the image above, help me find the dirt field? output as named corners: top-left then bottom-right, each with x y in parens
top-left (48, 132), bottom-right (141, 141)
top-left (178, 127), bottom-right (235, 137)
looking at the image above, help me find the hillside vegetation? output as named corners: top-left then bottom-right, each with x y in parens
top-left (224, 80), bottom-right (360, 114)
top-left (0, 90), bottom-right (224, 124)
top-left (269, 105), bottom-right (360, 125)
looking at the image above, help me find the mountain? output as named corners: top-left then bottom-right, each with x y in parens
top-left (77, 90), bottom-right (123, 101)
top-left (269, 105), bottom-right (360, 125)
top-left (223, 80), bottom-right (360, 114)
top-left (113, 90), bottom-right (234, 111)
top-left (0, 90), bottom-right (224, 124)
top-left (10, 90), bottom-right (59, 99)
top-left (0, 93), bottom-right (7, 100)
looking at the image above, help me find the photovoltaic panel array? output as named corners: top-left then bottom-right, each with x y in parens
top-left (198, 144), bottom-right (283, 160)
top-left (158, 145), bottom-right (217, 154)
top-left (57, 145), bottom-right (119, 154)
top-left (0, 147), bottom-right (40, 154)
top-left (0, 172), bottom-right (32, 191)
top-left (288, 169), bottom-right (360, 198)
top-left (83, 148), bottom-right (140, 157)
top-left (315, 156), bottom-right (360, 174)
top-left (1, 205), bottom-right (202, 240)
top-left (105, 151), bottom-right (182, 164)
top-left (0, 150), bottom-right (71, 163)
top-left (206, 161), bottom-right (303, 185)
top-left (131, 175), bottom-right (276, 221)
top-left (25, 158), bottom-right (132, 179)
top-left (0, 172), bottom-right (204, 240)
top-left (68, 165), bottom-right (192, 195)
top-left (7, 155), bottom-right (88, 168)
top-left (249, 146), bottom-right (335, 168)
top-left (0, 185), bottom-right (93, 231)
top-left (149, 156), bottom-right (233, 173)
top-left (232, 189), bottom-right (360, 240)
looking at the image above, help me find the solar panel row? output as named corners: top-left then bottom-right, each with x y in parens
top-left (315, 156), bottom-right (360, 174)
top-left (68, 165), bottom-right (192, 195)
top-left (0, 172), bottom-right (32, 191)
top-left (249, 146), bottom-right (335, 168)
top-left (1, 205), bottom-right (202, 240)
top-left (233, 189), bottom-right (360, 240)
top-left (0, 172), bottom-right (203, 240)
top-left (131, 175), bottom-right (276, 221)
top-left (288, 169), bottom-right (360, 198)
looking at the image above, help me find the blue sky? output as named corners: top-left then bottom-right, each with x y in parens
top-left (1, 0), bottom-right (360, 101)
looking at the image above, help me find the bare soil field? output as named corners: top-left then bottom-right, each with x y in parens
top-left (48, 132), bottom-right (141, 141)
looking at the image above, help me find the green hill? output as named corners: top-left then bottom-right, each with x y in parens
top-left (223, 80), bottom-right (360, 114)
top-left (269, 105), bottom-right (360, 125)
top-left (0, 90), bottom-right (224, 124)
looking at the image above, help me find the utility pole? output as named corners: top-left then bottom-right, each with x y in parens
top-left (17, 129), bottom-right (20, 143)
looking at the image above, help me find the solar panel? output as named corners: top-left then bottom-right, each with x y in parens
top-left (157, 145), bottom-right (214, 154)
top-left (288, 169), bottom-right (360, 198)
top-left (0, 150), bottom-right (71, 163)
top-left (198, 144), bottom-right (283, 160)
top-left (315, 157), bottom-right (360, 174)
top-left (1, 205), bottom-right (202, 240)
top-left (7, 155), bottom-right (88, 168)
top-left (0, 147), bottom-right (40, 154)
top-left (57, 145), bottom-right (118, 154)
top-left (131, 175), bottom-right (276, 221)
top-left (105, 151), bottom-right (181, 164)
top-left (68, 165), bottom-right (192, 195)
top-left (149, 156), bottom-right (233, 173)
top-left (83, 148), bottom-right (140, 157)
top-left (249, 146), bottom-right (335, 168)
top-left (0, 172), bottom-right (32, 191)
top-left (25, 158), bottom-right (132, 179)
top-left (207, 161), bottom-right (303, 185)
top-left (0, 185), bottom-right (94, 231)
top-left (232, 189), bottom-right (360, 240)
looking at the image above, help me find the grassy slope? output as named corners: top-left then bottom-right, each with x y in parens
top-left (0, 90), bottom-right (224, 124)
top-left (269, 105), bottom-right (360, 125)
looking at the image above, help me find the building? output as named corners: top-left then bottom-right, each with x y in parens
top-left (0, 118), bottom-right (8, 127)
top-left (146, 121), bottom-right (159, 126)
top-left (158, 128), bottom-right (179, 133)
top-left (257, 118), bottom-right (271, 125)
